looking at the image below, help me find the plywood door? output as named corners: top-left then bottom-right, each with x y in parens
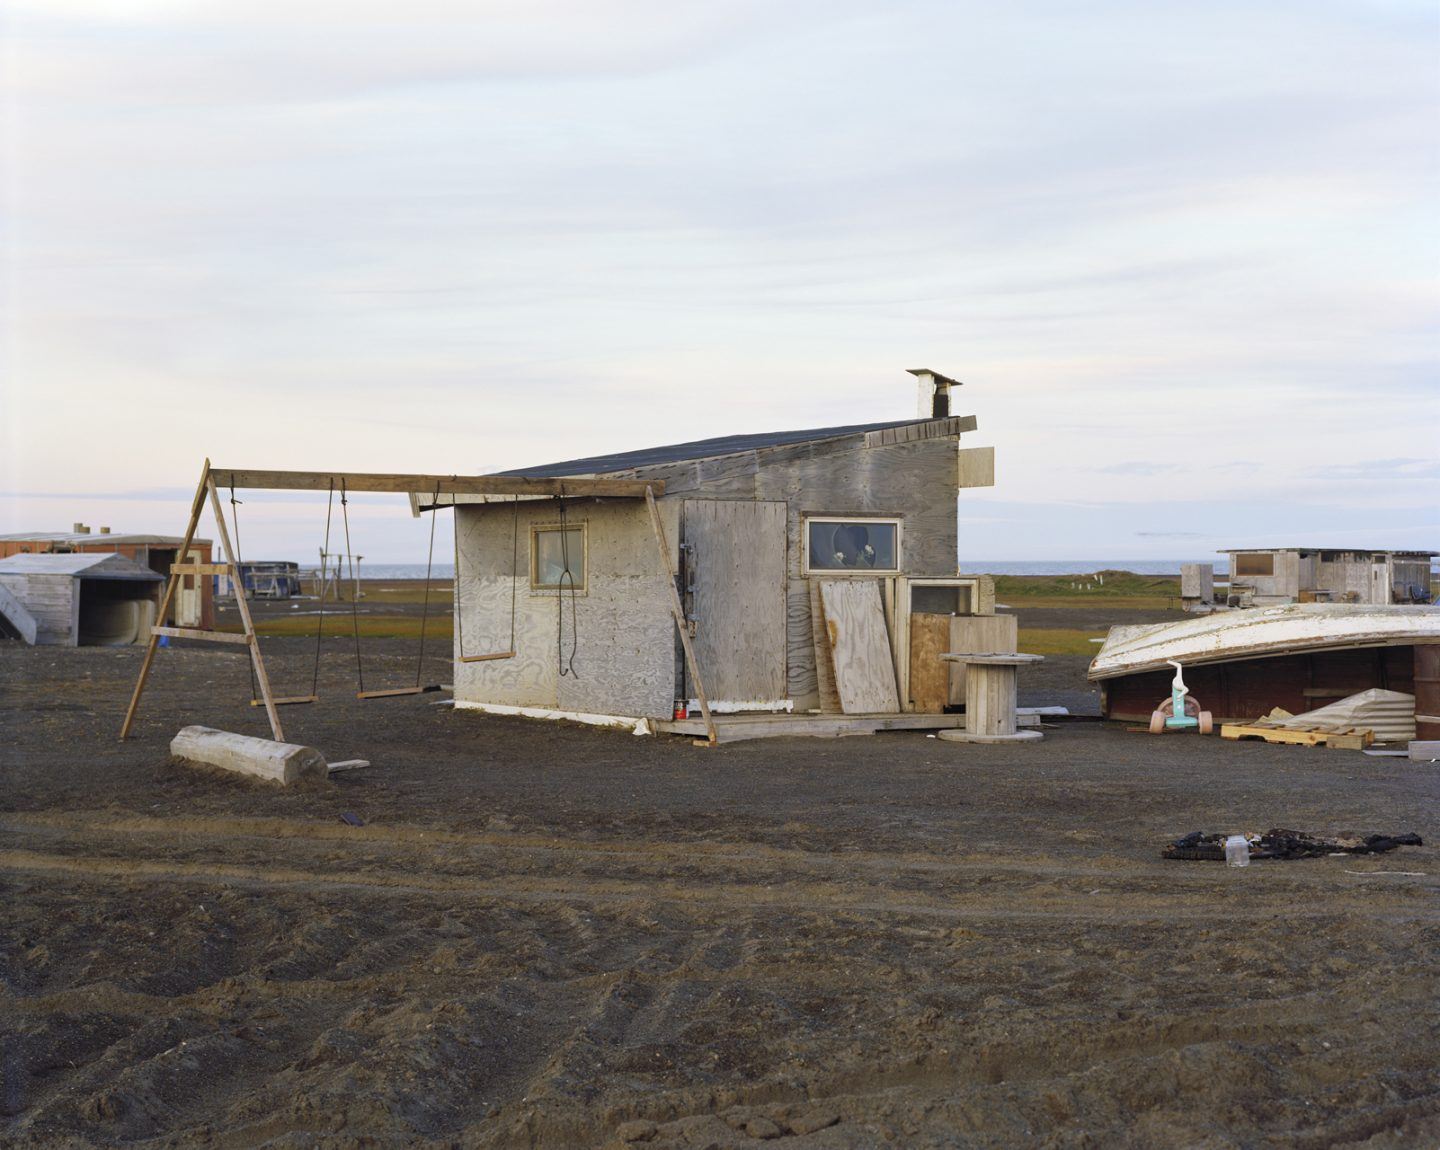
top-left (818, 579), bottom-right (900, 713)
top-left (683, 500), bottom-right (788, 704)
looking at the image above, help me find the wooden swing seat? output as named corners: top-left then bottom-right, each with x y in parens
top-left (250, 695), bottom-right (319, 707)
top-left (356, 685), bottom-right (444, 699)
top-left (458, 650), bottom-right (514, 664)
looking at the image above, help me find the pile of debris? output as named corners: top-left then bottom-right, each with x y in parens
top-left (1221, 688), bottom-right (1417, 750)
top-left (1163, 828), bottom-right (1422, 862)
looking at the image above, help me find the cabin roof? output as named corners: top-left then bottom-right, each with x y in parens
top-left (0, 552), bottom-right (165, 580)
top-left (499, 418), bottom-right (934, 478)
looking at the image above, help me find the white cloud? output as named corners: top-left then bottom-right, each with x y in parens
top-left (3, 0), bottom-right (1437, 559)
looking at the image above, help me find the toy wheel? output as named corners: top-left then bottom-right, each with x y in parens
top-left (1149, 710), bottom-right (1166, 734)
top-left (1198, 711), bottom-right (1214, 735)
top-left (1156, 697), bottom-right (1202, 719)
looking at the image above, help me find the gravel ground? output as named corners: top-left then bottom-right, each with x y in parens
top-left (2, 627), bottom-right (1437, 1149)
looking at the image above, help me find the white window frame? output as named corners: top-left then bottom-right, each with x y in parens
top-left (801, 515), bottom-right (903, 576)
top-left (529, 522), bottom-right (588, 594)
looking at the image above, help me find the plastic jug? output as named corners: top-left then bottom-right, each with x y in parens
top-left (1224, 835), bottom-right (1250, 867)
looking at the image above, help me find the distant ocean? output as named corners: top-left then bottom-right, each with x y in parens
top-left (345, 560), bottom-right (1222, 579)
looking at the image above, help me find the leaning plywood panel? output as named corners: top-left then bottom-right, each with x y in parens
top-left (947, 615), bottom-right (1018, 705)
top-left (683, 500), bottom-right (787, 704)
top-left (819, 580), bottom-right (900, 714)
top-left (0, 579), bottom-right (38, 644)
top-left (908, 613), bottom-right (952, 712)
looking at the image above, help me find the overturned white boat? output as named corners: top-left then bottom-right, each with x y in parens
top-left (1089, 604), bottom-right (1440, 730)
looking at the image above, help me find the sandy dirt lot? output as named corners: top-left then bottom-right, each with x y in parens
top-left (2, 600), bottom-right (1437, 1148)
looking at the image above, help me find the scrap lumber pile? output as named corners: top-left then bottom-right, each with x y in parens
top-left (1221, 688), bottom-right (1417, 749)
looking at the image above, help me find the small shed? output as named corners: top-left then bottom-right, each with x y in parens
top-left (0, 525), bottom-right (215, 627)
top-left (0, 553), bottom-right (164, 646)
top-left (1223, 548), bottom-right (1435, 606)
top-left (427, 371), bottom-right (1000, 737)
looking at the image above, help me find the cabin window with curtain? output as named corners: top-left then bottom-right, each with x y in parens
top-left (530, 524), bottom-right (586, 591)
top-left (803, 517), bottom-right (901, 574)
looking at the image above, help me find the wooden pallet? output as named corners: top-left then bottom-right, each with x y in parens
top-left (1220, 722), bottom-right (1373, 750)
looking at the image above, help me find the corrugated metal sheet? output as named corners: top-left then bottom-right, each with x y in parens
top-left (1272, 688), bottom-right (1416, 742)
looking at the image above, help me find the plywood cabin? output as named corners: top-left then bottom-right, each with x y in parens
top-left (0, 526), bottom-right (215, 628)
top-left (0, 553), bottom-right (164, 646)
top-left (1223, 548), bottom-right (1435, 606)
top-left (424, 371), bottom-right (999, 738)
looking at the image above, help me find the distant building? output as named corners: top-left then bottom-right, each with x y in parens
top-left (216, 560), bottom-right (302, 600)
top-left (0, 552), bottom-right (163, 646)
top-left (0, 524), bottom-right (215, 627)
top-left (1221, 548), bottom-right (1434, 607)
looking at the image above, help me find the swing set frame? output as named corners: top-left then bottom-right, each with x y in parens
top-left (116, 460), bottom-right (713, 744)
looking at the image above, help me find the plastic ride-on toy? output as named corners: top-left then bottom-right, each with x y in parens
top-left (1149, 659), bottom-right (1214, 735)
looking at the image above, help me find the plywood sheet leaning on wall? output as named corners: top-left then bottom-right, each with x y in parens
top-left (809, 581), bottom-right (843, 713)
top-left (908, 613), bottom-right (952, 712)
top-left (683, 500), bottom-right (787, 703)
top-left (819, 579), bottom-right (900, 714)
top-left (947, 614), bottom-right (1018, 705)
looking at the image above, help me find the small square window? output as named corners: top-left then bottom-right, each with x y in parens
top-left (804, 517), bottom-right (901, 574)
top-left (531, 524), bottom-right (586, 591)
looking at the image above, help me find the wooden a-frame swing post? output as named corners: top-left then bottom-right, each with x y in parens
top-left (119, 459), bottom-right (286, 741)
top-left (120, 464), bottom-right (669, 743)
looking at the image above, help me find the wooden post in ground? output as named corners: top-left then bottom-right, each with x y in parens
top-left (119, 460), bottom-right (213, 740)
top-left (205, 478), bottom-right (285, 742)
top-left (645, 487), bottom-right (716, 746)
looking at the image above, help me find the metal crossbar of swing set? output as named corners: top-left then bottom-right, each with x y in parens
top-left (208, 469), bottom-right (664, 499)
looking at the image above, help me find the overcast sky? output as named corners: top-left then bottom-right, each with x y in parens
top-left (2, 0), bottom-right (1437, 564)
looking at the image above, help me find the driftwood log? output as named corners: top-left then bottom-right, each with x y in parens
top-left (170, 725), bottom-right (328, 785)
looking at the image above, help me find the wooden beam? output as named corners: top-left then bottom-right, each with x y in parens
top-left (120, 460), bottom-right (212, 740)
top-left (645, 487), bottom-right (717, 746)
top-left (151, 625), bottom-right (253, 645)
top-left (171, 562), bottom-right (234, 577)
top-left (210, 468), bottom-right (662, 499)
top-left (206, 478), bottom-right (286, 742)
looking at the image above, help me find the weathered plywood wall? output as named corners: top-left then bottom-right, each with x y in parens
top-left (683, 500), bottom-right (787, 702)
top-left (453, 499), bottom-right (679, 719)
top-left (0, 573), bottom-right (76, 645)
top-left (597, 436), bottom-right (964, 712)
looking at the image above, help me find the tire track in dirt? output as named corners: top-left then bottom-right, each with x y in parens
top-left (3, 848), bottom-right (1434, 927)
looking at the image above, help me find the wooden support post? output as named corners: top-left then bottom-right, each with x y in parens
top-left (645, 487), bottom-right (717, 746)
top-left (205, 478), bottom-right (286, 742)
top-left (120, 460), bottom-right (212, 740)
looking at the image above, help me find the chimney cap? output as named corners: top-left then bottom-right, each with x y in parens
top-left (906, 368), bottom-right (963, 389)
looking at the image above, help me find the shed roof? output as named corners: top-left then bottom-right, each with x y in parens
top-left (0, 531), bottom-right (212, 547)
top-left (0, 552), bottom-right (165, 580)
top-left (500, 418), bottom-right (931, 478)
top-left (1222, 547), bottom-right (1438, 557)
